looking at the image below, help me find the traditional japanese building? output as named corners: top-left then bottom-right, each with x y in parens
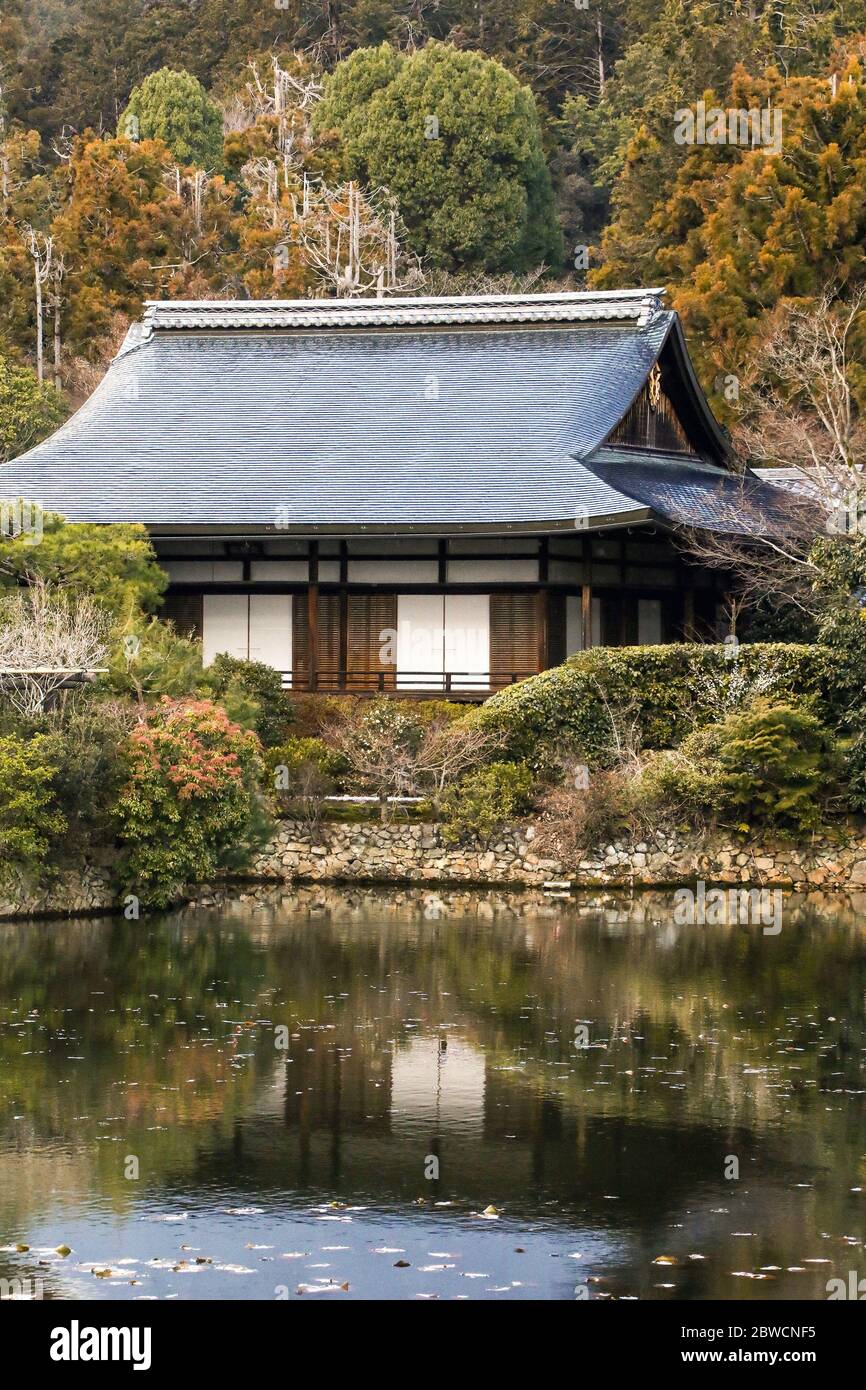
top-left (0, 289), bottom-right (780, 697)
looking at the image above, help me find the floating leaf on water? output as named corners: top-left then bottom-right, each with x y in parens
top-left (393, 1260), bottom-right (411, 1268)
top-left (653, 1256), bottom-right (677, 1266)
top-left (482, 1205), bottom-right (498, 1216)
top-left (55, 1245), bottom-right (72, 1258)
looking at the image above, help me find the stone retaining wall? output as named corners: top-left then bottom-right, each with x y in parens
top-left (252, 820), bottom-right (866, 891)
top-left (4, 821), bottom-right (866, 920)
top-left (0, 863), bottom-right (116, 920)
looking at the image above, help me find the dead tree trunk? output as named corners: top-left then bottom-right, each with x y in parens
top-left (25, 226), bottom-right (53, 385)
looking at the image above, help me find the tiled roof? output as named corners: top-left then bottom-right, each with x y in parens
top-left (0, 293), bottom-right (679, 531)
top-left (586, 449), bottom-right (795, 536)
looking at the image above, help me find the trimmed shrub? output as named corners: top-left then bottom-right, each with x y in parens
top-left (266, 735), bottom-right (346, 784)
top-left (0, 733), bottom-right (65, 885)
top-left (203, 654), bottom-right (296, 747)
top-left (709, 700), bottom-right (840, 832)
top-left (476, 643), bottom-right (835, 770)
top-left (631, 741), bottom-right (734, 832)
top-left (266, 735), bottom-right (345, 830)
top-left (113, 699), bottom-right (271, 907)
top-left (287, 693), bottom-right (466, 739)
top-left (635, 701), bottom-right (840, 833)
top-left (440, 761), bottom-right (535, 846)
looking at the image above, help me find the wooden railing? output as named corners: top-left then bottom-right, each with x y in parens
top-left (280, 669), bottom-right (536, 695)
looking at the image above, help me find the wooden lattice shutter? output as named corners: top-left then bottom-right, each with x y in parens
top-left (347, 594), bottom-right (397, 689)
top-left (293, 594), bottom-right (340, 688)
top-left (490, 594), bottom-right (538, 686)
top-left (161, 592), bottom-right (203, 639)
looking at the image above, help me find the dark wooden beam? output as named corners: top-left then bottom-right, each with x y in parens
top-left (307, 540), bottom-right (319, 692)
top-left (582, 536), bottom-right (593, 650)
top-left (683, 587), bottom-right (695, 641)
top-left (618, 537), bottom-right (627, 645)
top-left (535, 589), bottom-right (548, 672)
top-left (338, 541), bottom-right (348, 688)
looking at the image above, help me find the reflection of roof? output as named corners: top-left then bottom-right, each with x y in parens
top-left (586, 449), bottom-right (795, 536)
top-left (0, 290), bottom-right (734, 534)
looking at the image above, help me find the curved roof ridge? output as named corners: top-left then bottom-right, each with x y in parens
top-left (141, 288), bottom-right (668, 333)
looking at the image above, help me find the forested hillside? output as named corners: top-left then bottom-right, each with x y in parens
top-left (3, 0), bottom-right (866, 444)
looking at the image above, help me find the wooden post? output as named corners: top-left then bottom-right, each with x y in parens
top-left (535, 537), bottom-right (549, 674)
top-left (581, 537), bottom-right (593, 650)
top-left (618, 537), bottom-right (627, 645)
top-left (535, 590), bottom-right (548, 674)
top-left (307, 540), bottom-right (319, 692)
top-left (683, 587), bottom-right (695, 641)
top-left (338, 540), bottom-right (348, 691)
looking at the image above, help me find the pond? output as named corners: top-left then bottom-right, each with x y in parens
top-left (1, 884), bottom-right (865, 1301)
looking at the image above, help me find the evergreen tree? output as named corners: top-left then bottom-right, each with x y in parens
top-left (0, 354), bottom-right (67, 461)
top-left (119, 68), bottom-right (224, 169)
top-left (315, 41), bottom-right (562, 272)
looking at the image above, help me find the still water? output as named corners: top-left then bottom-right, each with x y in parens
top-left (1, 884), bottom-right (866, 1301)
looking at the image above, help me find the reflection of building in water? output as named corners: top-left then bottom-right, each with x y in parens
top-left (280, 1029), bottom-right (394, 1134)
top-left (390, 1036), bottom-right (486, 1137)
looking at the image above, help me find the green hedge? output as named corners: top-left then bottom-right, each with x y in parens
top-left (475, 643), bottom-right (836, 768)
